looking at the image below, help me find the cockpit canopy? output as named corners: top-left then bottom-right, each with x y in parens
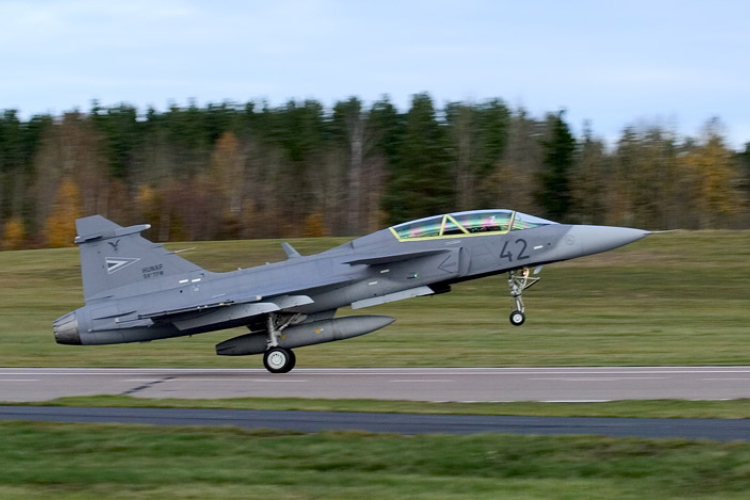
top-left (390, 210), bottom-right (556, 241)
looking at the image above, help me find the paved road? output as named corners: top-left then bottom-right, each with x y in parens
top-left (2, 367), bottom-right (750, 402)
top-left (1, 405), bottom-right (748, 441)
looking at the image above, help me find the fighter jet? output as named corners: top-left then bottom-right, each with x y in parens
top-left (53, 210), bottom-right (648, 373)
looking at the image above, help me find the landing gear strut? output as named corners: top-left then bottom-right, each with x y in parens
top-left (263, 313), bottom-right (300, 373)
top-left (507, 267), bottom-right (540, 326)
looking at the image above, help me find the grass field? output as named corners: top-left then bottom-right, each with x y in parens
top-left (3, 234), bottom-right (748, 500)
top-left (20, 394), bottom-right (750, 419)
top-left (1, 230), bottom-right (749, 368)
top-left (3, 421), bottom-right (750, 500)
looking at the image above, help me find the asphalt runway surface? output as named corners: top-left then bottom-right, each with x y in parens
top-left (4, 367), bottom-right (750, 440)
top-left (2, 367), bottom-right (750, 403)
top-left (2, 405), bottom-right (750, 441)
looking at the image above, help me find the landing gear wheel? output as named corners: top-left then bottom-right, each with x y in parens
top-left (509, 310), bottom-right (526, 326)
top-left (263, 347), bottom-right (296, 373)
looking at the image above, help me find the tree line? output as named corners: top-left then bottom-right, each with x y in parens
top-left (0, 94), bottom-right (748, 249)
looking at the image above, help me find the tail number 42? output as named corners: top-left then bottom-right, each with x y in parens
top-left (500, 239), bottom-right (529, 262)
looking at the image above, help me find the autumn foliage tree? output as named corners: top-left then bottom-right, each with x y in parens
top-left (44, 177), bottom-right (82, 247)
top-left (210, 131), bottom-right (245, 216)
top-left (680, 122), bottom-right (743, 228)
top-left (2, 216), bottom-right (25, 250)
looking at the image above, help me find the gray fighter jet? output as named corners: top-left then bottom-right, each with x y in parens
top-left (53, 210), bottom-right (648, 373)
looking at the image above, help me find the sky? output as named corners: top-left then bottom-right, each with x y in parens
top-left (1, 0), bottom-right (749, 148)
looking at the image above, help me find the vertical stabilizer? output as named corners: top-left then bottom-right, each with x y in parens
top-left (75, 215), bottom-right (203, 301)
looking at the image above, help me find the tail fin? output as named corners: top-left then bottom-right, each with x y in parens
top-left (75, 215), bottom-right (203, 302)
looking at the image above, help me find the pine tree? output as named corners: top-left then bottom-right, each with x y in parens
top-left (446, 99), bottom-right (510, 210)
top-left (536, 112), bottom-right (575, 221)
top-left (384, 93), bottom-right (455, 223)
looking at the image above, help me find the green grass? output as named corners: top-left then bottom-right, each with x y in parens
top-left (15, 395), bottom-right (750, 420)
top-left (2, 230), bottom-right (750, 368)
top-left (3, 421), bottom-right (750, 499)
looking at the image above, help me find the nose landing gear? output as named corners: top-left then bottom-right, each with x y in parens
top-left (508, 267), bottom-right (541, 326)
top-left (509, 310), bottom-right (526, 326)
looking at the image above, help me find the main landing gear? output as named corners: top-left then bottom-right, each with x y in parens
top-left (507, 267), bottom-right (541, 326)
top-left (263, 346), bottom-right (296, 373)
top-left (262, 313), bottom-right (300, 373)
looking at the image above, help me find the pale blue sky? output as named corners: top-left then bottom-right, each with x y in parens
top-left (2, 0), bottom-right (748, 148)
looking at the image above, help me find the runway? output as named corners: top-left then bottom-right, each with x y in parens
top-left (3, 367), bottom-right (750, 402)
top-left (1, 405), bottom-right (749, 441)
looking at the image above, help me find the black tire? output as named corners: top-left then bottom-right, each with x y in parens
top-left (509, 310), bottom-right (526, 326)
top-left (286, 349), bottom-right (297, 372)
top-left (263, 347), bottom-right (295, 373)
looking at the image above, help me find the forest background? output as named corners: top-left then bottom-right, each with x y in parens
top-left (1, 93), bottom-right (748, 249)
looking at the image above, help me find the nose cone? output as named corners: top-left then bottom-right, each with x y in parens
top-left (566, 225), bottom-right (649, 257)
top-left (53, 312), bottom-right (81, 345)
